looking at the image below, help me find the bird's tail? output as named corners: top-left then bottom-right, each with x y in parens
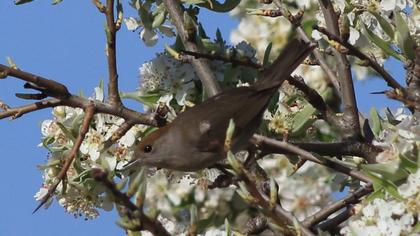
top-left (256, 38), bottom-right (315, 90)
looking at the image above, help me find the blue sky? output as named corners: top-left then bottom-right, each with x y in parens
top-left (0, 1), bottom-right (404, 236)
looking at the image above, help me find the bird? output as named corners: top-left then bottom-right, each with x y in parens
top-left (126, 37), bottom-right (314, 171)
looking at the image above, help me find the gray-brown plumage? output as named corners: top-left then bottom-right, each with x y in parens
top-left (130, 38), bottom-right (314, 171)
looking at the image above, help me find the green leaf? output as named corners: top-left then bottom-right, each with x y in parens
top-left (290, 102), bottom-right (317, 137)
top-left (164, 44), bottom-right (181, 59)
top-left (52, 0), bottom-right (63, 4)
top-left (263, 42), bottom-right (272, 67)
top-left (222, 66), bottom-right (238, 87)
top-left (143, 126), bottom-right (158, 137)
top-left (72, 153), bottom-right (85, 174)
top-left (225, 218), bottom-right (231, 235)
top-left (196, 213), bottom-right (221, 232)
top-left (413, 221), bottom-right (420, 233)
top-left (362, 23), bottom-right (404, 61)
top-left (365, 188), bottom-right (385, 202)
top-left (127, 230), bottom-right (141, 236)
top-left (363, 169), bottom-right (403, 200)
top-left (384, 107), bottom-right (399, 125)
top-left (183, 11), bottom-right (197, 40)
top-left (182, 0), bottom-right (206, 4)
top-left (301, 19), bottom-right (317, 37)
top-left (362, 160), bottom-right (408, 182)
top-left (152, 10), bottom-right (166, 28)
top-left (394, 11), bottom-right (415, 60)
top-left (72, 169), bottom-right (92, 184)
top-left (99, 79), bottom-right (104, 91)
top-left (120, 91), bottom-right (163, 107)
top-left (127, 168), bottom-right (145, 197)
top-left (138, 2), bottom-right (152, 29)
top-left (196, 0), bottom-right (241, 12)
top-left (215, 28), bottom-right (224, 45)
top-left (369, 11), bottom-right (394, 39)
top-left (197, 23), bottom-right (208, 39)
top-left (56, 122), bottom-right (76, 142)
top-left (290, 89), bottom-right (332, 137)
top-left (42, 136), bottom-right (55, 148)
top-left (399, 154), bottom-right (419, 174)
top-left (14, 0), bottom-right (34, 5)
top-left (369, 107), bottom-right (382, 137)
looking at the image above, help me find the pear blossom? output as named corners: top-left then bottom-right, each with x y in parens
top-left (124, 15), bottom-right (175, 46)
top-left (124, 17), bottom-right (139, 31)
top-left (140, 27), bottom-right (158, 46)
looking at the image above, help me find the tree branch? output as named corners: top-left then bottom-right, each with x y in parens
top-left (92, 0), bottom-right (106, 12)
top-left (316, 207), bottom-right (351, 233)
top-left (163, 0), bottom-right (221, 96)
top-left (244, 178), bottom-right (315, 236)
top-left (252, 134), bottom-right (374, 180)
top-left (104, 0), bottom-right (122, 106)
top-left (302, 184), bottom-right (372, 228)
top-left (63, 95), bottom-right (155, 126)
top-left (287, 76), bottom-right (341, 128)
top-left (0, 64), bottom-right (69, 97)
top-left (231, 161), bottom-right (314, 236)
top-left (270, 1), bottom-right (341, 93)
top-left (296, 27), bottom-right (341, 93)
top-left (180, 50), bottom-right (262, 69)
top-left (318, 0), bottom-right (361, 140)
top-left (0, 64), bottom-right (156, 126)
top-left (0, 98), bottom-right (62, 120)
top-left (91, 168), bottom-right (171, 236)
top-left (313, 25), bottom-right (404, 91)
top-left (103, 121), bottom-right (134, 149)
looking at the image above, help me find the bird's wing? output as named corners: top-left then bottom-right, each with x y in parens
top-left (173, 86), bottom-right (273, 153)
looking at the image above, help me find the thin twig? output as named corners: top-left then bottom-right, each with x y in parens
top-left (92, 0), bottom-right (106, 12)
top-left (252, 135), bottom-right (373, 181)
top-left (0, 98), bottom-right (62, 120)
top-left (318, 0), bottom-right (361, 140)
top-left (383, 90), bottom-right (420, 110)
top-left (34, 103), bottom-right (95, 213)
top-left (313, 25), bottom-right (403, 91)
top-left (244, 178), bottom-right (314, 236)
top-left (63, 95), bottom-right (155, 126)
top-left (91, 168), bottom-right (171, 236)
top-left (103, 121), bottom-right (135, 149)
top-left (0, 100), bottom-right (10, 111)
top-left (0, 64), bottom-right (69, 97)
top-left (115, 0), bottom-right (123, 30)
top-left (302, 184), bottom-right (373, 227)
top-left (287, 76), bottom-right (341, 127)
top-left (180, 50), bottom-right (262, 69)
top-left (271, 1), bottom-right (341, 92)
top-left (233, 164), bottom-right (314, 236)
top-left (163, 0), bottom-right (221, 96)
top-left (105, 0), bottom-right (122, 106)
top-left (296, 27), bottom-right (341, 93)
top-left (316, 207), bottom-right (352, 233)
top-left (286, 141), bottom-right (380, 162)
top-left (0, 64), bottom-right (156, 126)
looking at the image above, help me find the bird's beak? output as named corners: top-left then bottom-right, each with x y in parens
top-left (121, 158), bottom-right (140, 171)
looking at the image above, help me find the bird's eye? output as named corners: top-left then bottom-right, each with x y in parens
top-left (144, 145), bottom-right (153, 153)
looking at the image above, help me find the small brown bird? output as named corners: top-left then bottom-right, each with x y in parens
top-left (128, 38), bottom-right (314, 171)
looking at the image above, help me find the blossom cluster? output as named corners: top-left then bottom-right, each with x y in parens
top-left (33, 0), bottom-right (420, 234)
top-left (339, 109), bottom-right (420, 235)
top-left (36, 87), bottom-right (141, 219)
top-left (341, 170), bottom-right (420, 236)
